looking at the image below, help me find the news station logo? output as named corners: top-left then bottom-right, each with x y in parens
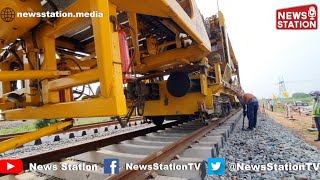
top-left (0, 159), bottom-right (23, 174)
top-left (276, 4), bottom-right (318, 30)
top-left (104, 159), bottom-right (119, 174)
top-left (1, 7), bottom-right (15, 22)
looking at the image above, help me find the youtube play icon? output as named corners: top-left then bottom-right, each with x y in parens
top-left (0, 159), bottom-right (23, 174)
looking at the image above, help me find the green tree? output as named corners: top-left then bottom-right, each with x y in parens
top-left (292, 92), bottom-right (311, 99)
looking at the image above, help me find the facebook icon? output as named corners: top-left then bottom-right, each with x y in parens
top-left (104, 159), bottom-right (119, 174)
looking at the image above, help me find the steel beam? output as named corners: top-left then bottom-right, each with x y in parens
top-left (2, 98), bottom-right (117, 120)
top-left (0, 119), bottom-right (73, 153)
top-left (90, 1), bottom-right (127, 114)
top-left (40, 0), bottom-right (91, 38)
top-left (135, 45), bottom-right (207, 73)
top-left (110, 0), bottom-right (210, 51)
top-left (48, 69), bottom-right (99, 91)
top-left (0, 71), bottom-right (70, 81)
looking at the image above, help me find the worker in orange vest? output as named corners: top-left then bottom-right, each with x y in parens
top-left (238, 93), bottom-right (259, 130)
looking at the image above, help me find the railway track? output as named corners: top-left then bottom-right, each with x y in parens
top-left (2, 110), bottom-right (242, 180)
top-left (0, 117), bottom-right (143, 143)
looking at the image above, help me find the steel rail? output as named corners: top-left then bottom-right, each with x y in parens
top-left (109, 110), bottom-right (241, 180)
top-left (6, 120), bottom-right (180, 172)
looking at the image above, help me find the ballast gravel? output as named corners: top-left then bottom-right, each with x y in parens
top-left (0, 122), bottom-right (153, 159)
top-left (206, 115), bottom-right (320, 180)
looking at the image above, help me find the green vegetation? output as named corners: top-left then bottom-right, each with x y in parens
top-left (35, 119), bottom-right (59, 129)
top-left (279, 97), bottom-right (314, 104)
top-left (292, 92), bottom-right (311, 99)
top-left (271, 92), bottom-right (315, 113)
top-left (0, 117), bottom-right (111, 135)
top-left (74, 117), bottom-right (110, 126)
top-left (0, 124), bottom-right (36, 135)
top-left (274, 92), bottom-right (314, 105)
top-left (274, 106), bottom-right (286, 113)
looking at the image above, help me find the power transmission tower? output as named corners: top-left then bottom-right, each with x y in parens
top-left (278, 76), bottom-right (289, 101)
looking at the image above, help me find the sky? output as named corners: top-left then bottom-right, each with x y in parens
top-left (195, 0), bottom-right (320, 99)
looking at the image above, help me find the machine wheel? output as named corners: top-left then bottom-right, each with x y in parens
top-left (150, 116), bottom-right (165, 127)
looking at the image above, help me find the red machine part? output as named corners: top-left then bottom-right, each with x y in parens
top-left (57, 62), bottom-right (73, 102)
top-left (118, 30), bottom-right (132, 83)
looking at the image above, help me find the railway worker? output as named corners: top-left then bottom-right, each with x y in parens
top-left (270, 100), bottom-right (274, 112)
top-left (238, 93), bottom-right (259, 130)
top-left (310, 91), bottom-right (320, 141)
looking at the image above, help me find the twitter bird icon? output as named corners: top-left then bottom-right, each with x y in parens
top-left (207, 158), bottom-right (225, 175)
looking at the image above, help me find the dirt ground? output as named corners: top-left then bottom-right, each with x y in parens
top-left (0, 120), bottom-right (33, 129)
top-left (265, 109), bottom-right (320, 150)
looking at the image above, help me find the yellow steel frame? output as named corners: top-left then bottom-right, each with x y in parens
top-left (144, 81), bottom-right (206, 116)
top-left (48, 69), bottom-right (99, 91)
top-left (144, 82), bottom-right (238, 116)
top-left (110, 0), bottom-right (210, 50)
top-left (0, 119), bottom-right (73, 153)
top-left (3, 98), bottom-right (120, 120)
top-left (0, 71), bottom-right (70, 81)
top-left (1, 0), bottom-right (127, 120)
top-left (116, 0), bottom-right (211, 73)
top-left (0, 0), bottom-right (214, 120)
top-left (143, 60), bottom-right (240, 116)
top-left (135, 45), bottom-right (209, 73)
top-left (0, 1), bottom-right (242, 153)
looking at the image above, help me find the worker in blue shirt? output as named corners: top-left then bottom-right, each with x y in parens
top-left (238, 93), bottom-right (259, 130)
